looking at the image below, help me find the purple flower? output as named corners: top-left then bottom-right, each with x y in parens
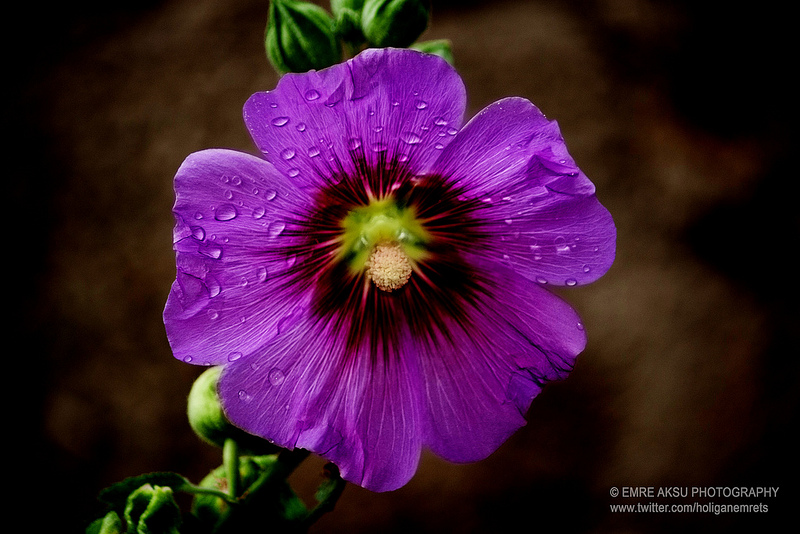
top-left (164, 48), bottom-right (615, 492)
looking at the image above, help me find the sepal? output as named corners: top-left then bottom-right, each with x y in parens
top-left (266, 0), bottom-right (342, 74)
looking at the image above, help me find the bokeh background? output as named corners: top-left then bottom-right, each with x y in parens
top-left (14, 0), bottom-right (796, 532)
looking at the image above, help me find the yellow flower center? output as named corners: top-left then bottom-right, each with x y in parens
top-left (365, 242), bottom-right (413, 292)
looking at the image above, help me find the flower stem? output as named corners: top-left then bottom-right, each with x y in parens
top-left (223, 438), bottom-right (241, 498)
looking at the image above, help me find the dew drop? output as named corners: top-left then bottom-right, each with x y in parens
top-left (401, 132), bottom-right (422, 145)
top-left (228, 351), bottom-right (243, 362)
top-left (505, 219), bottom-right (514, 225)
top-left (224, 190), bottom-right (233, 199)
top-left (415, 100), bottom-right (428, 109)
top-left (206, 276), bottom-right (221, 297)
top-left (280, 148), bottom-right (296, 160)
top-left (256, 266), bottom-right (268, 282)
top-left (199, 243), bottom-right (223, 260)
top-left (554, 236), bottom-right (570, 253)
top-left (565, 278), bottom-right (578, 286)
top-left (397, 153), bottom-right (409, 162)
top-left (239, 276), bottom-right (248, 287)
top-left (348, 137), bottom-right (362, 150)
top-left (583, 264), bottom-right (591, 273)
top-left (215, 204), bottom-right (238, 221)
top-left (536, 276), bottom-right (548, 284)
top-left (238, 390), bottom-right (252, 402)
top-left (446, 127), bottom-right (458, 136)
top-left (308, 146), bottom-right (320, 157)
top-left (287, 168), bottom-right (300, 177)
top-left (434, 142), bottom-right (444, 150)
top-left (252, 206), bottom-right (266, 219)
top-left (268, 368), bottom-right (285, 386)
top-left (271, 116), bottom-right (289, 127)
top-left (296, 122), bottom-right (306, 132)
top-left (304, 89), bottom-right (320, 101)
top-left (191, 226), bottom-right (206, 240)
top-left (207, 310), bottom-right (219, 320)
top-left (433, 116), bottom-right (448, 126)
top-left (268, 221), bottom-right (286, 237)
top-left (194, 212), bottom-right (204, 220)
top-left (265, 190), bottom-right (277, 201)
top-left (183, 356), bottom-right (193, 363)
top-left (372, 142), bottom-right (387, 152)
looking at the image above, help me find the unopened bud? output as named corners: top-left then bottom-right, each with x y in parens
top-left (331, 0), bottom-right (366, 48)
top-left (123, 485), bottom-right (181, 534)
top-left (266, 0), bottom-right (342, 74)
top-left (187, 366), bottom-right (277, 454)
top-left (361, 0), bottom-right (430, 48)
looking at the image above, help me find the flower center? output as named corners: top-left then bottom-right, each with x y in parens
top-left (338, 196), bottom-right (429, 288)
top-left (365, 242), bottom-right (413, 292)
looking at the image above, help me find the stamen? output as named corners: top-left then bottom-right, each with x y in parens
top-left (365, 242), bottom-right (413, 292)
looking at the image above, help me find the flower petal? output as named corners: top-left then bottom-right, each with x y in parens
top-left (243, 48), bottom-right (467, 188)
top-left (218, 313), bottom-right (424, 492)
top-left (164, 149), bottom-right (311, 365)
top-left (417, 260), bottom-right (587, 462)
top-left (433, 97), bottom-right (616, 286)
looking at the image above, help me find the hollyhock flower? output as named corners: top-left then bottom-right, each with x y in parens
top-left (164, 48), bottom-right (615, 492)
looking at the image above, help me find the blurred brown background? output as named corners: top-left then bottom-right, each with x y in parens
top-left (13, 0), bottom-right (797, 532)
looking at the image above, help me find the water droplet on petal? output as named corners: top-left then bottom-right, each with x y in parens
top-left (348, 137), bottom-right (362, 150)
top-left (415, 100), bottom-right (428, 109)
top-left (253, 206), bottom-right (266, 219)
top-left (215, 204), bottom-right (238, 221)
top-left (308, 146), bottom-right (320, 157)
top-left (238, 390), bottom-right (252, 401)
top-left (536, 276), bottom-right (548, 284)
top-left (566, 278), bottom-right (577, 286)
top-left (194, 212), bottom-right (204, 220)
top-left (268, 221), bottom-right (286, 237)
top-left (447, 127), bottom-right (458, 136)
top-left (268, 368), bottom-right (285, 386)
top-left (191, 226), bottom-right (206, 240)
top-left (206, 276), bottom-right (221, 296)
top-left (256, 266), bottom-right (268, 282)
top-left (401, 132), bottom-right (421, 145)
top-left (271, 116), bottom-right (289, 127)
top-left (296, 122), bottom-right (306, 132)
top-left (305, 89), bottom-right (320, 101)
top-left (265, 190), bottom-right (277, 201)
top-left (554, 236), bottom-right (569, 253)
top-left (434, 116), bottom-right (448, 126)
top-left (372, 142), bottom-right (387, 152)
top-left (583, 264), bottom-right (591, 273)
top-left (199, 243), bottom-right (223, 260)
top-left (228, 351), bottom-right (243, 362)
top-left (287, 168), bottom-right (300, 177)
top-left (434, 142), bottom-right (444, 150)
top-left (281, 148), bottom-right (295, 160)
top-left (183, 356), bottom-right (193, 363)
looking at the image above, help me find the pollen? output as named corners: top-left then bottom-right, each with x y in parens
top-left (365, 242), bottom-right (413, 292)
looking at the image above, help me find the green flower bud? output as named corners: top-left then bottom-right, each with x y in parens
top-left (361, 0), bottom-right (430, 48)
top-left (411, 39), bottom-right (454, 65)
top-left (124, 485), bottom-right (181, 534)
top-left (332, 4), bottom-right (365, 49)
top-left (86, 511), bottom-right (123, 534)
top-left (187, 366), bottom-right (277, 454)
top-left (266, 0), bottom-right (342, 74)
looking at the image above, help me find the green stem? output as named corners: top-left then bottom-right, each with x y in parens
top-left (223, 439), bottom-right (241, 499)
top-left (240, 448), bottom-right (310, 504)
